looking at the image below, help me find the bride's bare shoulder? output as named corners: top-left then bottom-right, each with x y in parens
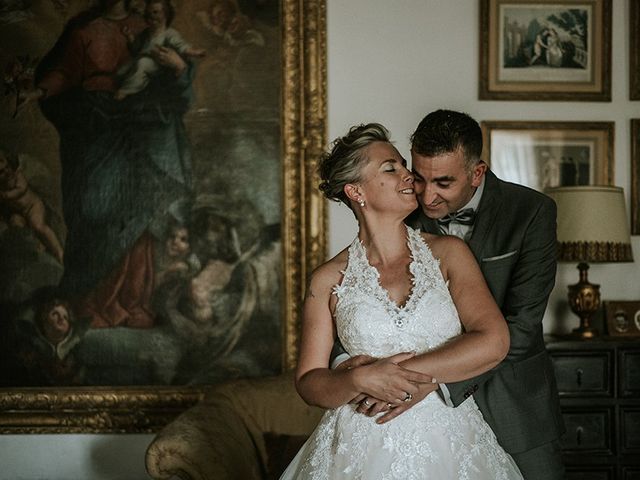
top-left (308, 247), bottom-right (349, 289)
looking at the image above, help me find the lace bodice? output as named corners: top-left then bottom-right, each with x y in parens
top-left (280, 226), bottom-right (523, 480)
top-left (333, 226), bottom-right (461, 358)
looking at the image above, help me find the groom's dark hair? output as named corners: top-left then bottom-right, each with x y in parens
top-left (410, 109), bottom-right (483, 170)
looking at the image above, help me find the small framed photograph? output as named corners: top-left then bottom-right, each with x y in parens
top-left (603, 301), bottom-right (640, 337)
top-left (479, 0), bottom-right (612, 101)
top-left (632, 119), bottom-right (640, 235)
top-left (631, 1), bottom-right (640, 100)
top-left (481, 121), bottom-right (614, 192)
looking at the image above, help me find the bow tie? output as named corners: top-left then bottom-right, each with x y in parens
top-left (437, 208), bottom-right (476, 227)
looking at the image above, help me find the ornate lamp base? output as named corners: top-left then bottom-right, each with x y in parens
top-left (567, 262), bottom-right (600, 339)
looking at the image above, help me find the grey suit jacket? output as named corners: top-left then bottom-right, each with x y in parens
top-left (407, 169), bottom-right (564, 454)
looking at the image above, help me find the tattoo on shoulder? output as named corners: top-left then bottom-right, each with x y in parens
top-left (304, 274), bottom-right (316, 299)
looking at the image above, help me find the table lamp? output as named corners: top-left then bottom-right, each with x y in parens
top-left (545, 186), bottom-right (634, 338)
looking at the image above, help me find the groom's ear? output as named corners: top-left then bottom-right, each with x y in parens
top-left (470, 161), bottom-right (487, 188)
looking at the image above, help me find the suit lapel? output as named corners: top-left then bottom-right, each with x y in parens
top-left (468, 170), bottom-right (502, 261)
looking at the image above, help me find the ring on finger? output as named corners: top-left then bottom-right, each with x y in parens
top-left (403, 392), bottom-right (413, 402)
top-left (362, 399), bottom-right (371, 407)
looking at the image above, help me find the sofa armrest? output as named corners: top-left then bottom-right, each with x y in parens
top-left (145, 395), bottom-right (263, 480)
top-left (145, 372), bottom-right (324, 480)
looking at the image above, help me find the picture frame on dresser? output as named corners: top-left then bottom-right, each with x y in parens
top-left (632, 119), bottom-right (640, 235)
top-left (631, 0), bottom-right (640, 100)
top-left (603, 301), bottom-right (640, 337)
top-left (480, 121), bottom-right (614, 192)
top-left (0, 0), bottom-right (327, 434)
top-left (479, 0), bottom-right (612, 101)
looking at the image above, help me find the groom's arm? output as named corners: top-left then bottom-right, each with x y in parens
top-left (378, 196), bottom-right (556, 421)
top-left (444, 197), bottom-right (557, 406)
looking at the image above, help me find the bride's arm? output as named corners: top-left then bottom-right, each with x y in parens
top-left (399, 236), bottom-right (509, 382)
top-left (295, 261), bottom-right (433, 409)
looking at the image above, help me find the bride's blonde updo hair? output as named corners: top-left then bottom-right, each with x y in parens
top-left (318, 123), bottom-right (390, 209)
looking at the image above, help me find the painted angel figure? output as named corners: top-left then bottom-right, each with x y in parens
top-left (0, 151), bottom-right (64, 263)
top-left (196, 0), bottom-right (265, 47)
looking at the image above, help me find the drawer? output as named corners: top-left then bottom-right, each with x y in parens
top-left (622, 467), bottom-right (640, 480)
top-left (620, 350), bottom-right (640, 397)
top-left (621, 407), bottom-right (640, 455)
top-left (552, 352), bottom-right (612, 396)
top-left (560, 407), bottom-right (614, 454)
top-left (566, 466), bottom-right (614, 480)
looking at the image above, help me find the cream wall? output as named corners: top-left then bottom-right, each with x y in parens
top-left (0, 1), bottom-right (638, 478)
top-left (326, 0), bottom-right (640, 335)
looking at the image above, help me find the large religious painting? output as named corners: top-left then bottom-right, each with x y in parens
top-left (0, 0), bottom-right (326, 432)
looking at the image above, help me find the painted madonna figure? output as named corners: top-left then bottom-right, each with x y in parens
top-left (280, 123), bottom-right (522, 479)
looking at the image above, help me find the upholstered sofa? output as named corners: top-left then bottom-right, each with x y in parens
top-left (145, 372), bottom-right (324, 480)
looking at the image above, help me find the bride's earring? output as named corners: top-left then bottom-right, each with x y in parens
top-left (359, 199), bottom-right (365, 207)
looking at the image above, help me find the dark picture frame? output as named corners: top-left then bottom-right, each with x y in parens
top-left (479, 0), bottom-right (612, 101)
top-left (631, 1), bottom-right (640, 100)
top-left (603, 301), bottom-right (640, 337)
top-left (481, 120), bottom-right (614, 191)
top-left (0, 0), bottom-right (327, 433)
top-left (632, 119), bottom-right (640, 235)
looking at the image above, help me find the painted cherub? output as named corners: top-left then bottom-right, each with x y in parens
top-left (196, 0), bottom-right (265, 48)
top-left (0, 151), bottom-right (63, 263)
top-left (154, 218), bottom-right (200, 288)
top-left (16, 293), bottom-right (85, 386)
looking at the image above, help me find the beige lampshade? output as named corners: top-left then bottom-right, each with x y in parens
top-left (545, 186), bottom-right (633, 263)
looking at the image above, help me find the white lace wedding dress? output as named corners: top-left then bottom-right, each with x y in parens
top-left (280, 227), bottom-right (523, 479)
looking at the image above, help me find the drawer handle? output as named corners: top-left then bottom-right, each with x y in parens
top-left (575, 368), bottom-right (583, 387)
top-left (576, 426), bottom-right (583, 446)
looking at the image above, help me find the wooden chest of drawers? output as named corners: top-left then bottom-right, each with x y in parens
top-left (546, 338), bottom-right (640, 479)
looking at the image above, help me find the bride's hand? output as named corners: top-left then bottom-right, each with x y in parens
top-left (355, 396), bottom-right (390, 416)
top-left (334, 354), bottom-right (378, 404)
top-left (351, 351), bottom-right (434, 405)
top-left (334, 354), bottom-right (377, 371)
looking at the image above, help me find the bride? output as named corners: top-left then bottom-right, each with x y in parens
top-left (280, 123), bottom-right (523, 479)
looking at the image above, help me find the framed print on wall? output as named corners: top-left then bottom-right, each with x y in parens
top-left (632, 119), bottom-right (640, 235)
top-left (0, 0), bottom-right (326, 433)
top-left (479, 0), bottom-right (612, 101)
top-left (631, 0), bottom-right (640, 100)
top-left (481, 121), bottom-right (614, 192)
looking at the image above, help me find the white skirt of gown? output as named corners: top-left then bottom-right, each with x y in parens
top-left (280, 391), bottom-right (522, 480)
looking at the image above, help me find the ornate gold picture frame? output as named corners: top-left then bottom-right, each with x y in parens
top-left (0, 0), bottom-right (326, 433)
top-left (479, 0), bottom-right (612, 101)
top-left (481, 121), bottom-right (614, 192)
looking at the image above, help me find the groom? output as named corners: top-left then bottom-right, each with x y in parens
top-left (341, 110), bottom-right (565, 479)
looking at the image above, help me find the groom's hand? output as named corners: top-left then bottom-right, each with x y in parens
top-left (374, 382), bottom-right (439, 424)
